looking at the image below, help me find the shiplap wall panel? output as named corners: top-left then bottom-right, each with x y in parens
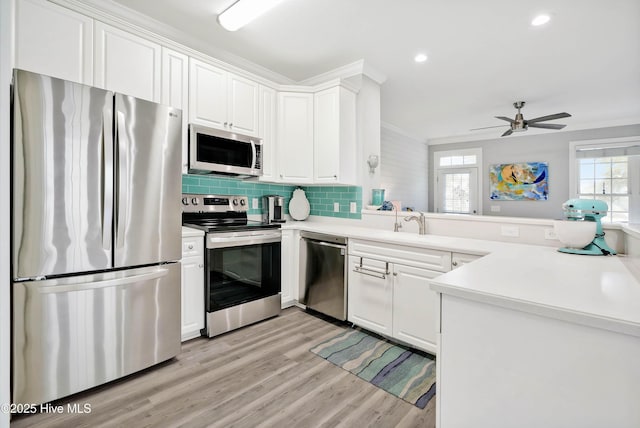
top-left (380, 126), bottom-right (428, 210)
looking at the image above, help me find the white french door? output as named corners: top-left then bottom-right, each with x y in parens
top-left (436, 168), bottom-right (478, 214)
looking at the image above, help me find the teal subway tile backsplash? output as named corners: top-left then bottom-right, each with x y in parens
top-left (303, 185), bottom-right (362, 219)
top-left (182, 175), bottom-right (362, 219)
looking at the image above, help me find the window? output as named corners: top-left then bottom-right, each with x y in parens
top-left (570, 137), bottom-right (640, 223)
top-left (434, 148), bottom-right (482, 214)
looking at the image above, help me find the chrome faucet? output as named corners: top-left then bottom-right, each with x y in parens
top-left (404, 212), bottom-right (427, 235)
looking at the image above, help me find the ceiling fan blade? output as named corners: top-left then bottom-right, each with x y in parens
top-left (501, 129), bottom-right (513, 137)
top-left (527, 123), bottom-right (566, 130)
top-left (526, 112), bottom-right (571, 123)
top-left (469, 124), bottom-right (509, 131)
top-left (495, 116), bottom-right (515, 123)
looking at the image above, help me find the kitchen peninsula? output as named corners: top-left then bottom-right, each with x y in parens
top-left (282, 220), bottom-right (640, 428)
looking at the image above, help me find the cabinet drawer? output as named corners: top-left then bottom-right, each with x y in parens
top-left (451, 252), bottom-right (482, 269)
top-left (349, 239), bottom-right (451, 272)
top-left (182, 236), bottom-right (204, 258)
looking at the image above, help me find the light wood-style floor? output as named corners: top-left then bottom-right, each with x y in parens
top-left (11, 308), bottom-right (435, 428)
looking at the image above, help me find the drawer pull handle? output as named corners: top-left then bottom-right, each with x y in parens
top-left (452, 261), bottom-right (458, 267)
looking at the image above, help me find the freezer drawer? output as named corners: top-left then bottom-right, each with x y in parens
top-left (12, 263), bottom-right (181, 405)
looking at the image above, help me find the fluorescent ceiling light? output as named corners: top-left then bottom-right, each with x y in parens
top-left (218, 0), bottom-right (285, 31)
top-left (414, 53), bottom-right (428, 63)
top-left (531, 14), bottom-right (550, 26)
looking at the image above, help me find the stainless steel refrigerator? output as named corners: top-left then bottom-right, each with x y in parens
top-left (11, 69), bottom-right (182, 405)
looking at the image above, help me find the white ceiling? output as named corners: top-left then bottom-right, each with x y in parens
top-left (107, 0), bottom-right (640, 142)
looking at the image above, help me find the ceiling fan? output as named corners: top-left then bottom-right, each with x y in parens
top-left (472, 101), bottom-right (572, 137)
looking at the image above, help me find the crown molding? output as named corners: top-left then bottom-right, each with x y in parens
top-left (427, 118), bottom-right (640, 146)
top-left (49, 0), bottom-right (295, 86)
top-left (298, 59), bottom-right (387, 86)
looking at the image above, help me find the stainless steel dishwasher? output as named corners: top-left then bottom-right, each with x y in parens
top-left (299, 231), bottom-right (347, 321)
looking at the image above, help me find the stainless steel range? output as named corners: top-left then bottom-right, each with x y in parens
top-left (182, 194), bottom-right (282, 337)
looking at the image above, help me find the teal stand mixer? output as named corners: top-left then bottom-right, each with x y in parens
top-left (559, 199), bottom-right (616, 255)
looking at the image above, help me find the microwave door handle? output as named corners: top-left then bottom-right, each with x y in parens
top-left (251, 140), bottom-right (257, 169)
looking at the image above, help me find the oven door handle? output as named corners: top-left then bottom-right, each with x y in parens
top-left (207, 232), bottom-right (281, 249)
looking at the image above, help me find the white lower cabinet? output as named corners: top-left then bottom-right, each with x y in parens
top-left (280, 230), bottom-right (299, 308)
top-left (181, 228), bottom-right (205, 341)
top-left (348, 239), bottom-right (452, 354)
top-left (393, 264), bottom-right (440, 354)
top-left (348, 256), bottom-right (393, 337)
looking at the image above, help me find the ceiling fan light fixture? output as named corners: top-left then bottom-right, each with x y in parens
top-left (218, 0), bottom-right (285, 31)
top-left (531, 14), bottom-right (551, 27)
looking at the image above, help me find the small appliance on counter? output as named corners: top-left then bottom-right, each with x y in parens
top-left (554, 199), bottom-right (616, 255)
top-left (263, 195), bottom-right (286, 224)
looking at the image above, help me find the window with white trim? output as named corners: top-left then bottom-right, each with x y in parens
top-left (434, 148), bottom-right (482, 214)
top-left (571, 137), bottom-right (640, 223)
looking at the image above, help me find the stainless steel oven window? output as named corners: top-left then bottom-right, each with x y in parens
top-left (206, 241), bottom-right (281, 312)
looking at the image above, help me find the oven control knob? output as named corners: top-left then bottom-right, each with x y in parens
top-left (191, 198), bottom-right (199, 205)
top-left (182, 197), bottom-right (189, 205)
top-left (239, 199), bottom-right (246, 206)
top-left (232, 199), bottom-right (239, 206)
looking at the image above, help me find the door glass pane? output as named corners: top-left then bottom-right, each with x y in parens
top-left (443, 173), bottom-right (470, 213)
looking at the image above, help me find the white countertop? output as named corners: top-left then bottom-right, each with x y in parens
top-left (283, 220), bottom-right (640, 338)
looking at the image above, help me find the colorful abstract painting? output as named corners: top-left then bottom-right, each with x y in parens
top-left (489, 162), bottom-right (548, 200)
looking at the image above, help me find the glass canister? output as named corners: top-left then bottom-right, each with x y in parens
top-left (371, 188), bottom-right (385, 205)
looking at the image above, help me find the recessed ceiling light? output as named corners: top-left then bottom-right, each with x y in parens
top-left (414, 53), bottom-right (428, 63)
top-left (531, 14), bottom-right (551, 26)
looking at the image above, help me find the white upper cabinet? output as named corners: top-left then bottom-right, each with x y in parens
top-left (277, 92), bottom-right (314, 184)
top-left (259, 85), bottom-right (277, 182)
top-left (161, 47), bottom-right (189, 173)
top-left (94, 22), bottom-right (161, 102)
top-left (228, 74), bottom-right (260, 136)
top-left (189, 58), bottom-right (259, 136)
top-left (314, 86), bottom-right (357, 185)
top-left (15, 0), bottom-right (93, 84)
top-left (189, 59), bottom-right (227, 129)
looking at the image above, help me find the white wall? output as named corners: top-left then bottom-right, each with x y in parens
top-left (1, 0), bottom-right (14, 425)
top-left (353, 75), bottom-right (381, 206)
top-left (428, 124), bottom-right (640, 219)
top-left (380, 124), bottom-right (428, 210)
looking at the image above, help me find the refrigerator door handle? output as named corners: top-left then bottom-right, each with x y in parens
top-left (116, 111), bottom-right (128, 249)
top-left (37, 268), bottom-right (169, 293)
top-left (102, 109), bottom-right (114, 251)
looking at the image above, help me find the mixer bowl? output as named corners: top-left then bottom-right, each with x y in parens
top-left (553, 220), bottom-right (597, 249)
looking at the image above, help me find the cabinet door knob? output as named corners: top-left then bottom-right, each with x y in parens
top-left (198, 264), bottom-right (204, 268)
top-left (333, 175), bottom-right (337, 179)
top-left (224, 122), bottom-right (228, 126)
top-left (229, 123), bottom-right (233, 127)
top-left (188, 244), bottom-right (194, 250)
top-left (452, 261), bottom-right (458, 266)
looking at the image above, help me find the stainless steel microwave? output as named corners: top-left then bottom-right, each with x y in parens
top-left (188, 124), bottom-right (262, 177)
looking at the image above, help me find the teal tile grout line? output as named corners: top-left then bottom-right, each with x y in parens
top-left (182, 174), bottom-right (362, 219)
